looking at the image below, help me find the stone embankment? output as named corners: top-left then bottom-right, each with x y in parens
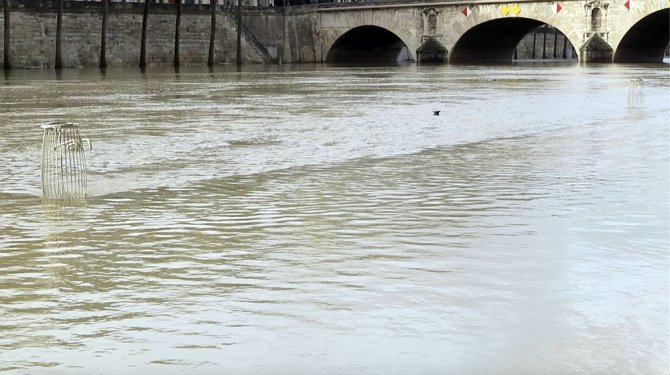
top-left (0, 1), bottom-right (281, 68)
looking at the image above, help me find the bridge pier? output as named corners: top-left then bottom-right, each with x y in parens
top-left (417, 37), bottom-right (448, 64)
top-left (579, 34), bottom-right (613, 63)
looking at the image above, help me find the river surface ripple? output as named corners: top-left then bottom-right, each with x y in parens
top-left (0, 63), bottom-right (668, 374)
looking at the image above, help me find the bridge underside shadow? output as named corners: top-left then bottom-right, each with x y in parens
top-left (326, 26), bottom-right (411, 64)
top-left (450, 18), bottom-right (545, 63)
top-left (614, 9), bottom-right (669, 63)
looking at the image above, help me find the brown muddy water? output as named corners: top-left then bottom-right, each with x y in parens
top-left (0, 63), bottom-right (668, 374)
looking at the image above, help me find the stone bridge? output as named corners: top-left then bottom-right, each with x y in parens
top-left (0, 0), bottom-right (666, 68)
top-left (311, 0), bottom-right (669, 63)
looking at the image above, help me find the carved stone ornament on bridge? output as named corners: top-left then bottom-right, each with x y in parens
top-left (584, 0), bottom-right (610, 11)
top-left (583, 0), bottom-right (610, 40)
top-left (422, 8), bottom-right (441, 36)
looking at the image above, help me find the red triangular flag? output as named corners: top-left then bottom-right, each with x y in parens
top-left (552, 3), bottom-right (562, 13)
top-left (624, 0), bottom-right (631, 9)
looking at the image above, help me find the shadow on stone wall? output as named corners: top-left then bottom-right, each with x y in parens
top-left (514, 25), bottom-right (577, 61)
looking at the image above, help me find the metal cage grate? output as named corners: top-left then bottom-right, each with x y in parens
top-left (628, 79), bottom-right (644, 108)
top-left (40, 122), bottom-right (92, 199)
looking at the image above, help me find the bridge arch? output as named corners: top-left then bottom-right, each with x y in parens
top-left (450, 17), bottom-right (580, 64)
top-left (613, 8), bottom-right (669, 63)
top-left (315, 1), bottom-right (667, 65)
top-left (325, 25), bottom-right (413, 64)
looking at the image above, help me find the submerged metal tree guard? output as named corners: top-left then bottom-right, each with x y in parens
top-left (41, 122), bottom-right (92, 199)
top-left (628, 79), bottom-right (644, 108)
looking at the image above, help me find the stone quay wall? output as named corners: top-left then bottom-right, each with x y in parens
top-left (0, 1), bottom-right (275, 69)
top-left (242, 6), bottom-right (316, 64)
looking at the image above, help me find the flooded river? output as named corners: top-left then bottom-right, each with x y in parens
top-left (0, 62), bottom-right (668, 374)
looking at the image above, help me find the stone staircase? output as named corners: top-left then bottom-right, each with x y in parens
top-left (222, 5), bottom-right (276, 63)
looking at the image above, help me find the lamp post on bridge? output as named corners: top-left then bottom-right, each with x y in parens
top-left (100, 0), bottom-right (108, 68)
top-left (140, 0), bottom-right (150, 69)
top-left (208, 0), bottom-right (216, 66)
top-left (174, 0), bottom-right (182, 67)
top-left (236, 0), bottom-right (242, 65)
top-left (3, 0), bottom-right (10, 70)
top-left (55, 0), bottom-right (63, 69)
